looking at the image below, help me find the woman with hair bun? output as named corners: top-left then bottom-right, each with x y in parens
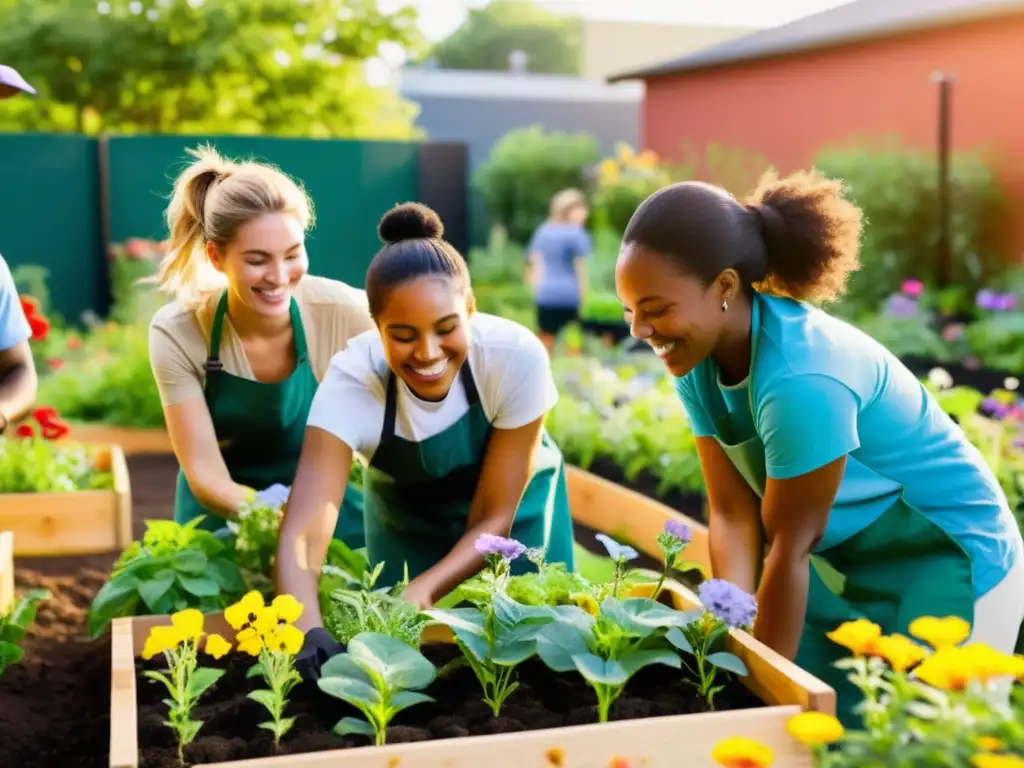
top-left (149, 145), bottom-right (374, 548)
top-left (615, 169), bottom-right (1024, 725)
top-left (278, 202), bottom-right (576, 679)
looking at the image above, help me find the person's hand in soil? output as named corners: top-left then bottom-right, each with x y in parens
top-left (295, 627), bottom-right (345, 682)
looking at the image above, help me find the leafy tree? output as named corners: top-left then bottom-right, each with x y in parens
top-left (431, 0), bottom-right (580, 75)
top-left (0, 0), bottom-right (426, 138)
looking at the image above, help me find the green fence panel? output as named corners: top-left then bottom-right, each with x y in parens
top-left (0, 133), bottom-right (104, 323)
top-left (104, 135), bottom-right (420, 289)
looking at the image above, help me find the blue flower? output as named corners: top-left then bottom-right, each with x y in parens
top-left (663, 519), bottom-right (692, 544)
top-left (474, 534), bottom-right (526, 561)
top-left (595, 533), bottom-right (638, 563)
top-left (698, 579), bottom-right (757, 629)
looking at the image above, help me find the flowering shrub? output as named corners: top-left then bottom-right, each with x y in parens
top-left (0, 410), bottom-right (115, 494)
top-left (711, 616), bottom-right (1024, 767)
top-left (592, 143), bottom-right (675, 236)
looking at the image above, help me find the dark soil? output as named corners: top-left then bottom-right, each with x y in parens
top-left (0, 453), bottom-right (179, 768)
top-left (586, 456), bottom-right (707, 524)
top-left (137, 642), bottom-right (761, 767)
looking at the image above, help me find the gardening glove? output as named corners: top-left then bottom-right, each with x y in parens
top-left (255, 483), bottom-right (291, 507)
top-left (295, 627), bottom-right (344, 682)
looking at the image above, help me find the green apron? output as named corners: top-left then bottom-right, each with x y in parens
top-left (362, 362), bottom-right (576, 588)
top-left (711, 296), bottom-right (974, 728)
top-left (173, 291), bottom-right (364, 549)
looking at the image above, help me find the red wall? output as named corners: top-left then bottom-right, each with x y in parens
top-left (641, 13), bottom-right (1024, 257)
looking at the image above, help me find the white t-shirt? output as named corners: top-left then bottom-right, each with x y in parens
top-left (307, 313), bottom-right (557, 462)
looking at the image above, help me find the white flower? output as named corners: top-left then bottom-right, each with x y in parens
top-left (927, 367), bottom-right (954, 390)
top-left (1005, 377), bottom-right (1019, 391)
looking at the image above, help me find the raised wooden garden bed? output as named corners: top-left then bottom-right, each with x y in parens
top-left (566, 465), bottom-right (711, 577)
top-left (0, 444), bottom-right (132, 556)
top-left (110, 575), bottom-right (832, 767)
top-left (67, 423), bottom-right (173, 456)
top-left (0, 531), bottom-right (12, 614)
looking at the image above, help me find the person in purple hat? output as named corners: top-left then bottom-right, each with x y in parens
top-left (0, 65), bottom-right (36, 99)
top-left (0, 63), bottom-right (41, 434)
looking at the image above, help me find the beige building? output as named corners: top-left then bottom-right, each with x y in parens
top-left (579, 18), bottom-right (756, 80)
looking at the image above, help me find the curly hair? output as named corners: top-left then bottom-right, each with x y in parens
top-left (622, 167), bottom-right (864, 303)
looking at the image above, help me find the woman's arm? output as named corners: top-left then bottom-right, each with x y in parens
top-left (164, 398), bottom-right (253, 518)
top-left (756, 457), bottom-right (845, 658)
top-left (405, 415), bottom-right (545, 607)
top-left (694, 436), bottom-right (765, 593)
top-left (276, 425), bottom-right (351, 632)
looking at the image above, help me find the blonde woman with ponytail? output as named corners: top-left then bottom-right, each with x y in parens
top-left (148, 146), bottom-right (374, 547)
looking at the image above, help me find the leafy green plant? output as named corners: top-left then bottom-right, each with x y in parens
top-left (0, 430), bottom-right (113, 493)
top-left (317, 632), bottom-right (437, 746)
top-left (227, 498), bottom-right (283, 598)
top-left (322, 558), bottom-right (427, 649)
top-left (426, 535), bottom-right (558, 716)
top-left (87, 517), bottom-right (246, 637)
top-left (0, 588), bottom-right (49, 678)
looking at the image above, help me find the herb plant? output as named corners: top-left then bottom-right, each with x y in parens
top-left (322, 559), bottom-right (427, 649)
top-left (227, 496), bottom-right (284, 598)
top-left (141, 609), bottom-right (232, 765)
top-left (0, 588), bottom-right (49, 679)
top-left (318, 632), bottom-right (437, 746)
top-left (425, 534), bottom-right (558, 716)
top-left (87, 517), bottom-right (246, 637)
top-left (225, 591), bottom-right (306, 747)
top-left (666, 578), bottom-right (755, 709)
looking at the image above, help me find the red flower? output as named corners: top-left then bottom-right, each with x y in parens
top-left (28, 406), bottom-right (70, 441)
top-left (19, 294), bottom-right (50, 342)
top-left (14, 423), bottom-right (34, 438)
top-left (19, 295), bottom-right (39, 316)
top-left (47, 357), bottom-right (64, 370)
top-left (32, 406), bottom-right (59, 423)
top-left (66, 337), bottom-right (83, 350)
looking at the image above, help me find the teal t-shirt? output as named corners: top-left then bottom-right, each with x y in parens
top-left (675, 292), bottom-right (1018, 598)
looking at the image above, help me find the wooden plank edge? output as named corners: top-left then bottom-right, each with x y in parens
top-left (110, 444), bottom-right (133, 548)
top-left (110, 617), bottom-right (140, 768)
top-left (566, 464), bottom-right (712, 576)
top-left (0, 531), bottom-right (12, 614)
top-left (205, 705), bottom-right (812, 768)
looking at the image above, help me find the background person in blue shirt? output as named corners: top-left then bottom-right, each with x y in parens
top-left (0, 254), bottom-right (38, 436)
top-left (525, 188), bottom-right (591, 353)
top-left (614, 169), bottom-right (1024, 725)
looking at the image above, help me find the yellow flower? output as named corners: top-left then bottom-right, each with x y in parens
top-left (914, 645), bottom-right (973, 691)
top-left (711, 736), bottom-right (774, 767)
top-left (265, 624), bottom-right (305, 655)
top-left (204, 633), bottom-right (232, 660)
top-left (570, 593), bottom-right (599, 617)
top-left (959, 643), bottom-right (1024, 684)
top-left (236, 627), bottom-right (266, 657)
top-left (225, 590), bottom-right (266, 630)
top-left (826, 619), bottom-right (881, 656)
top-left (270, 594), bottom-right (303, 625)
top-left (170, 608), bottom-right (204, 642)
top-left (597, 158), bottom-right (619, 184)
top-left (873, 633), bottom-right (929, 673)
top-left (909, 616), bottom-right (971, 649)
top-left (976, 737), bottom-right (1006, 752)
top-left (141, 625), bottom-right (184, 660)
top-left (972, 756), bottom-right (1024, 768)
top-left (786, 712), bottom-right (844, 747)
top-left (615, 143), bottom-right (635, 164)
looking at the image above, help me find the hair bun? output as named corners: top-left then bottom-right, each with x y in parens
top-left (378, 202), bottom-right (444, 245)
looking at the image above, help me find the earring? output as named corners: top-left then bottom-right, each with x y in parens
top-left (721, 300), bottom-right (729, 312)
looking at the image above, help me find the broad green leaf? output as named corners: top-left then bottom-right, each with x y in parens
top-left (707, 652), bottom-right (748, 677)
top-left (551, 604), bottom-right (597, 633)
top-left (665, 627), bottom-right (694, 655)
top-left (0, 640), bottom-right (24, 667)
top-left (452, 626), bottom-right (490, 665)
top-left (137, 570), bottom-right (176, 611)
top-left (175, 574), bottom-right (220, 597)
top-left (491, 638), bottom-right (537, 666)
top-left (207, 558), bottom-right (245, 594)
top-left (573, 653), bottom-right (629, 686)
top-left (388, 690), bottom-right (434, 713)
top-left (320, 654), bottom-right (371, 684)
top-left (187, 667), bottom-right (225, 697)
top-left (535, 622), bottom-right (590, 672)
top-left (618, 649), bottom-right (681, 678)
top-left (86, 580), bottom-right (141, 637)
top-left (602, 597), bottom-right (689, 635)
top-left (318, 676), bottom-right (382, 708)
top-left (348, 633), bottom-right (437, 690)
top-left (248, 689), bottom-right (278, 712)
top-left (171, 549), bottom-right (208, 574)
top-left (334, 716), bottom-right (375, 738)
top-left (422, 607), bottom-right (486, 636)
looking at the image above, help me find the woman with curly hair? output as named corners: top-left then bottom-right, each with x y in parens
top-left (614, 169), bottom-right (1024, 725)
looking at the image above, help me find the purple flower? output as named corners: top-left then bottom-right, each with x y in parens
top-left (977, 289), bottom-right (1017, 312)
top-left (474, 534), bottom-right (526, 561)
top-left (883, 293), bottom-right (918, 318)
top-left (698, 579), bottom-right (758, 629)
top-left (595, 533), bottom-right (639, 563)
top-left (981, 397), bottom-right (1012, 420)
top-left (664, 519), bottom-right (692, 544)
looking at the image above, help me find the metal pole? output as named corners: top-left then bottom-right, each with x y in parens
top-left (931, 71), bottom-right (956, 287)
